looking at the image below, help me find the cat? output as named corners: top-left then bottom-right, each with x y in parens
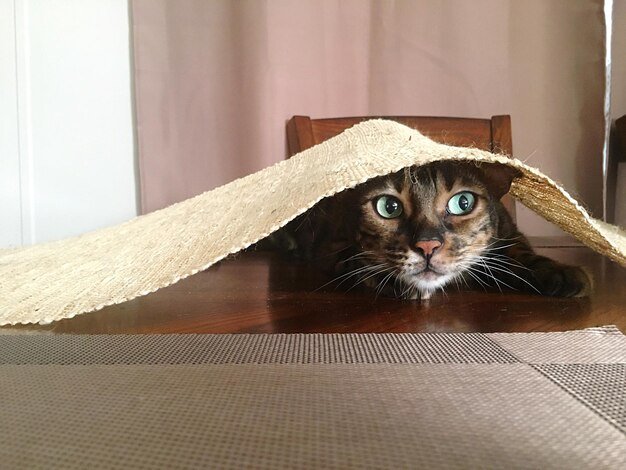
top-left (274, 161), bottom-right (591, 299)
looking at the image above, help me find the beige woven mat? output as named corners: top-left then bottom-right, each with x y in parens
top-left (1, 327), bottom-right (625, 468)
top-left (1, 119), bottom-right (625, 325)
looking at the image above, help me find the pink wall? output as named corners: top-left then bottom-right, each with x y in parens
top-left (131, 0), bottom-right (606, 236)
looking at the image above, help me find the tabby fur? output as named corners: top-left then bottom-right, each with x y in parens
top-left (275, 162), bottom-right (591, 299)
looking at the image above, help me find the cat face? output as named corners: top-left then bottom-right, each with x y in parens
top-left (350, 162), bottom-right (501, 299)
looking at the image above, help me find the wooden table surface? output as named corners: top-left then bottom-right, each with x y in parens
top-left (4, 237), bottom-right (624, 335)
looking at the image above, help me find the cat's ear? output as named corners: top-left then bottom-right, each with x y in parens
top-left (475, 163), bottom-right (521, 199)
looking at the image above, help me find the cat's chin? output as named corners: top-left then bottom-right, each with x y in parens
top-left (401, 269), bottom-right (456, 300)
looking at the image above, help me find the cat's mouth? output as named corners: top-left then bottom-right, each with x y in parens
top-left (419, 267), bottom-right (441, 277)
top-left (415, 267), bottom-right (447, 284)
top-left (404, 263), bottom-right (444, 276)
top-left (409, 262), bottom-right (444, 275)
top-left (404, 264), bottom-right (455, 289)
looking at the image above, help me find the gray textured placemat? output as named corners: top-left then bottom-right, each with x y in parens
top-left (1, 327), bottom-right (625, 469)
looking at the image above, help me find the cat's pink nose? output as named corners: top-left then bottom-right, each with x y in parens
top-left (415, 239), bottom-right (442, 256)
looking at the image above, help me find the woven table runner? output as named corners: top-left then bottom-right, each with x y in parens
top-left (2, 327), bottom-right (625, 468)
top-left (1, 119), bottom-right (625, 326)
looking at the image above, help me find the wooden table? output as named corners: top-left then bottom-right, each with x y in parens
top-left (4, 237), bottom-right (625, 335)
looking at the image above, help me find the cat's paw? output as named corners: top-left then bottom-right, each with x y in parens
top-left (532, 263), bottom-right (592, 297)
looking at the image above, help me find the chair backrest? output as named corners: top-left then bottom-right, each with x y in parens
top-left (286, 115), bottom-right (515, 219)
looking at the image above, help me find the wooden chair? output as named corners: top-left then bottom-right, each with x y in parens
top-left (286, 115), bottom-right (515, 219)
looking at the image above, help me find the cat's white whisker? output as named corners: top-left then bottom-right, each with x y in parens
top-left (488, 235), bottom-right (524, 243)
top-left (344, 265), bottom-right (388, 286)
top-left (400, 282), bottom-right (416, 299)
top-left (477, 258), bottom-right (503, 293)
top-left (438, 285), bottom-right (448, 299)
top-left (317, 245), bottom-right (356, 259)
top-left (483, 241), bottom-right (520, 252)
top-left (341, 251), bottom-right (377, 263)
top-left (471, 265), bottom-right (517, 292)
top-left (484, 255), bottom-right (532, 272)
top-left (463, 255), bottom-right (519, 292)
top-left (348, 265), bottom-right (395, 292)
top-left (393, 273), bottom-right (406, 298)
top-left (462, 267), bottom-right (490, 291)
top-left (452, 273), bottom-right (468, 292)
top-left (477, 259), bottom-right (541, 294)
top-left (374, 271), bottom-right (397, 299)
top-left (315, 263), bottom-right (387, 291)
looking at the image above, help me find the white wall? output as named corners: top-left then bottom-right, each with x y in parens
top-left (0, 0), bottom-right (137, 248)
top-left (0, 0), bottom-right (22, 247)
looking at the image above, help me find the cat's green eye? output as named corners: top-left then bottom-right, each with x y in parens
top-left (446, 192), bottom-right (475, 216)
top-left (375, 195), bottom-right (403, 219)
